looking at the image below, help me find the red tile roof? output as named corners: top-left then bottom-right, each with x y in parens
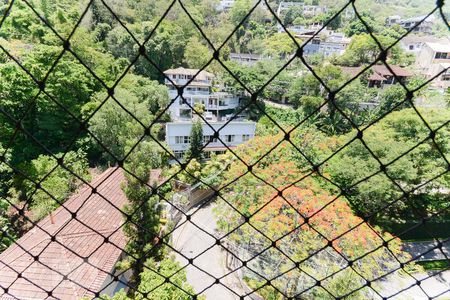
top-left (340, 64), bottom-right (412, 81)
top-left (0, 168), bottom-right (128, 300)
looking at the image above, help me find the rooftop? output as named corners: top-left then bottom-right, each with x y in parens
top-left (341, 64), bottom-right (412, 81)
top-left (0, 168), bottom-right (127, 300)
top-left (164, 68), bottom-right (214, 80)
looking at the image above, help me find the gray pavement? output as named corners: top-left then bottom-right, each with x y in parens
top-left (403, 240), bottom-right (450, 261)
top-left (171, 202), bottom-right (244, 300)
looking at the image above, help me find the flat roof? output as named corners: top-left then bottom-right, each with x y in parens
top-left (425, 42), bottom-right (450, 52)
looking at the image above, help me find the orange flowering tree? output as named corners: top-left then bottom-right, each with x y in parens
top-left (212, 134), bottom-right (416, 299)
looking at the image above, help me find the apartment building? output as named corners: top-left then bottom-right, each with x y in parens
top-left (164, 67), bottom-right (256, 159)
top-left (417, 42), bottom-right (450, 88)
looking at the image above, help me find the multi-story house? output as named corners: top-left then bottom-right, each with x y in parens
top-left (164, 67), bottom-right (256, 159)
top-left (417, 42), bottom-right (450, 88)
top-left (164, 68), bottom-right (241, 121)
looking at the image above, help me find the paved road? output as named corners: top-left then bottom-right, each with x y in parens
top-left (403, 240), bottom-right (450, 261)
top-left (379, 270), bottom-right (450, 299)
top-left (171, 202), bottom-right (244, 300)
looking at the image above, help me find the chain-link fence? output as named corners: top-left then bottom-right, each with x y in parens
top-left (0, 0), bottom-right (449, 299)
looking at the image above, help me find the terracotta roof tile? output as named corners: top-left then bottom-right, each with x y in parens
top-left (0, 168), bottom-right (128, 300)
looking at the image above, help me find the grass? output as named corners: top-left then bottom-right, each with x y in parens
top-left (417, 260), bottom-right (450, 271)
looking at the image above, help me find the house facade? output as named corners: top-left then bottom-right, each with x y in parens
top-left (166, 121), bottom-right (256, 159)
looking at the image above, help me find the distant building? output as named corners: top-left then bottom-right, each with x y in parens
top-left (277, 2), bottom-right (326, 18)
top-left (0, 168), bottom-right (129, 300)
top-left (386, 15), bottom-right (435, 34)
top-left (417, 42), bottom-right (450, 88)
top-left (164, 68), bottom-right (241, 121)
top-left (341, 65), bottom-right (413, 88)
top-left (229, 53), bottom-right (263, 66)
top-left (166, 121), bottom-right (256, 159)
top-left (299, 31), bottom-right (350, 57)
top-left (217, 0), bottom-right (235, 11)
top-left (164, 67), bottom-right (256, 159)
top-left (318, 32), bottom-right (351, 57)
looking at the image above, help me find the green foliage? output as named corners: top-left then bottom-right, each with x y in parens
top-left (211, 133), bottom-right (416, 299)
top-left (183, 36), bottom-right (211, 69)
top-left (322, 109), bottom-right (450, 221)
top-left (185, 120), bottom-right (204, 161)
top-left (20, 150), bottom-right (91, 221)
top-left (0, 143), bottom-right (15, 252)
top-left (86, 75), bottom-right (169, 162)
top-left (121, 140), bottom-right (167, 287)
top-left (104, 257), bottom-right (202, 300)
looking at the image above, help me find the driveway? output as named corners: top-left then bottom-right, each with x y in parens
top-left (403, 240), bottom-right (450, 261)
top-left (171, 202), bottom-right (244, 300)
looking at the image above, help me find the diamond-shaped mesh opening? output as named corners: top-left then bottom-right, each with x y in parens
top-left (1, 0), bottom-right (449, 299)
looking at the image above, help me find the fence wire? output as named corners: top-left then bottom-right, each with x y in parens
top-left (0, 0), bottom-right (449, 299)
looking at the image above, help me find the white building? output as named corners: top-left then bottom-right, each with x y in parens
top-left (164, 68), bottom-right (242, 121)
top-left (417, 42), bottom-right (450, 88)
top-left (166, 121), bottom-right (256, 159)
top-left (164, 67), bottom-right (256, 159)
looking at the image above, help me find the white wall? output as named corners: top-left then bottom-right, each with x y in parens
top-left (165, 121), bottom-right (256, 152)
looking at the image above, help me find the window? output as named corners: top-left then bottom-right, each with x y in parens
top-left (435, 52), bottom-right (448, 59)
top-left (203, 135), bottom-right (218, 143)
top-left (175, 136), bottom-right (190, 144)
top-left (174, 151), bottom-right (184, 159)
top-left (225, 135), bottom-right (235, 143)
top-left (242, 134), bottom-right (251, 142)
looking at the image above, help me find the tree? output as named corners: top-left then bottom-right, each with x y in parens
top-left (211, 134), bottom-right (416, 299)
top-left (19, 150), bottom-right (91, 221)
top-left (184, 120), bottom-right (204, 161)
top-left (120, 140), bottom-right (167, 288)
top-left (322, 109), bottom-right (450, 220)
top-left (183, 36), bottom-right (211, 69)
